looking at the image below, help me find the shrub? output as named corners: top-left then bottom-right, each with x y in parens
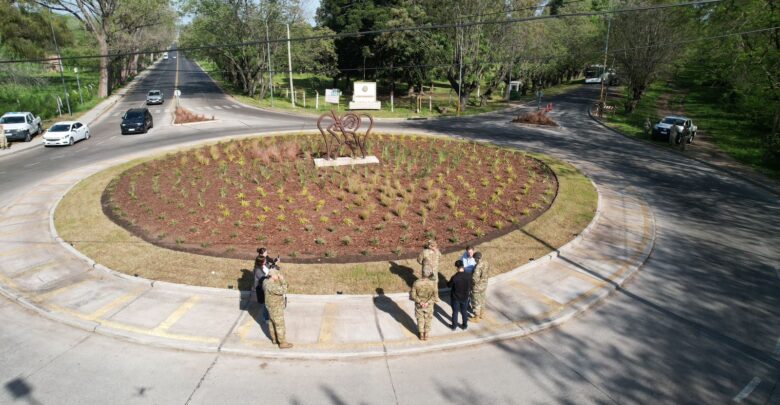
top-left (315, 237), bottom-right (326, 245)
top-left (340, 236), bottom-right (352, 246)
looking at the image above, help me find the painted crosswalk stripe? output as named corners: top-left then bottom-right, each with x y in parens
top-left (232, 104), bottom-right (241, 108)
top-left (733, 377), bottom-right (760, 402)
top-left (202, 106), bottom-right (212, 110)
top-left (154, 109), bottom-right (161, 113)
top-left (213, 106), bottom-right (222, 110)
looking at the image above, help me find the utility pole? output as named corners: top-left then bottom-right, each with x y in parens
top-left (49, 19), bottom-right (71, 116)
top-left (266, 23), bottom-right (274, 107)
top-left (286, 23), bottom-right (295, 107)
top-left (598, 15), bottom-right (612, 108)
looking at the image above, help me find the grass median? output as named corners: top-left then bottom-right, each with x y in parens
top-left (55, 136), bottom-right (597, 295)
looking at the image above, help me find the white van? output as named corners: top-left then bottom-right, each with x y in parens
top-left (163, 52), bottom-right (169, 60)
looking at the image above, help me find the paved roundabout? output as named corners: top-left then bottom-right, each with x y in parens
top-left (0, 51), bottom-right (778, 404)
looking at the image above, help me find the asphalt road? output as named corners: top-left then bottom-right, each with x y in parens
top-left (1, 52), bottom-right (778, 405)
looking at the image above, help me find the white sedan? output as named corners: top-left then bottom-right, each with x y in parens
top-left (43, 121), bottom-right (90, 147)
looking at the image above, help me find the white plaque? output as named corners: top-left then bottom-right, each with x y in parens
top-left (325, 89), bottom-right (341, 104)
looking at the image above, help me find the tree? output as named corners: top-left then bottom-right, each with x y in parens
top-left (610, 3), bottom-right (691, 112)
top-left (35, 0), bottom-right (119, 97)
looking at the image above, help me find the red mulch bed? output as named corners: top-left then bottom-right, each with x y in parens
top-left (512, 110), bottom-right (558, 126)
top-left (174, 107), bottom-right (213, 124)
top-left (103, 134), bottom-right (558, 262)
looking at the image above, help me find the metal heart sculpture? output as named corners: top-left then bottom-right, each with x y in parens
top-left (316, 110), bottom-right (374, 160)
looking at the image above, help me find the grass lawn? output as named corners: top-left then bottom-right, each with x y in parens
top-left (603, 81), bottom-right (778, 179)
top-left (0, 67), bottom-right (103, 125)
top-left (198, 60), bottom-right (582, 119)
top-left (55, 133), bottom-right (597, 295)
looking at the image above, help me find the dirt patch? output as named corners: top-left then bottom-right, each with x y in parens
top-left (103, 134), bottom-right (558, 263)
top-left (512, 110), bottom-right (558, 127)
top-left (174, 106), bottom-right (213, 124)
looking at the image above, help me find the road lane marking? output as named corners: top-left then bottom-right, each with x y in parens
top-left (733, 377), bottom-right (760, 402)
top-left (89, 287), bottom-right (146, 319)
top-left (153, 295), bottom-right (200, 332)
top-left (35, 279), bottom-right (91, 300)
top-left (213, 106), bottom-right (222, 110)
top-left (202, 106), bottom-right (212, 110)
top-left (317, 303), bottom-right (338, 343)
top-left (23, 162), bottom-right (40, 167)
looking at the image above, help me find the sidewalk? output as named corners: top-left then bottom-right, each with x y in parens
top-left (0, 142), bottom-right (654, 359)
top-left (0, 59), bottom-right (161, 159)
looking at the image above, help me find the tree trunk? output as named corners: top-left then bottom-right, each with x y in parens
top-left (98, 37), bottom-right (109, 98)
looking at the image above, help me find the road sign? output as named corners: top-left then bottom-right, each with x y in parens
top-left (174, 89), bottom-right (181, 97)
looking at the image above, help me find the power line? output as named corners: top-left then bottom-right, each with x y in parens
top-left (0, 0), bottom-right (725, 65)
top-left (608, 26), bottom-right (779, 53)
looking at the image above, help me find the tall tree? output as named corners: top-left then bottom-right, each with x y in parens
top-left (35, 0), bottom-right (119, 97)
top-left (610, 2), bottom-right (691, 112)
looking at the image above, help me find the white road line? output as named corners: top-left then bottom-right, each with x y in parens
top-left (733, 377), bottom-right (760, 402)
top-left (232, 104), bottom-right (241, 108)
top-left (202, 106), bottom-right (212, 110)
top-left (774, 337), bottom-right (780, 355)
top-left (155, 109), bottom-right (161, 113)
top-left (212, 106), bottom-right (222, 110)
top-left (24, 161), bottom-right (40, 167)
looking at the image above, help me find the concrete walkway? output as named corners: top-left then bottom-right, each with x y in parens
top-left (0, 137), bottom-right (655, 359)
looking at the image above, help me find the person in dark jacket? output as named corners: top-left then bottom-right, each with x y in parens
top-left (448, 259), bottom-right (472, 330)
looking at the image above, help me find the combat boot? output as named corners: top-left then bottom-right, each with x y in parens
top-left (278, 341), bottom-right (293, 349)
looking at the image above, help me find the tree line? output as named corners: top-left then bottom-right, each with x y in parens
top-left (1, 1), bottom-right (177, 98)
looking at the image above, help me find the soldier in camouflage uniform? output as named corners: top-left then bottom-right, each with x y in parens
top-left (263, 268), bottom-right (293, 349)
top-left (411, 267), bottom-right (437, 341)
top-left (0, 124), bottom-right (8, 150)
top-left (416, 239), bottom-right (441, 301)
top-left (469, 252), bottom-right (490, 323)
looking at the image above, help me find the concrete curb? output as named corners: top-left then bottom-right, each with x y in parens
top-left (587, 105), bottom-right (780, 197)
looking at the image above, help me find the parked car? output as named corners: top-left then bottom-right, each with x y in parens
top-left (43, 121), bottom-right (90, 147)
top-left (146, 90), bottom-right (164, 105)
top-left (1, 112), bottom-right (42, 142)
top-left (120, 108), bottom-right (153, 135)
top-left (652, 115), bottom-right (698, 144)
top-left (163, 52), bottom-right (169, 60)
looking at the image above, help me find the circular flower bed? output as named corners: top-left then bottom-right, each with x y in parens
top-left (103, 134), bottom-right (557, 262)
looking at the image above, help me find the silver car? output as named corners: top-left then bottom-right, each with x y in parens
top-left (652, 115), bottom-right (697, 144)
top-left (146, 90), bottom-right (164, 105)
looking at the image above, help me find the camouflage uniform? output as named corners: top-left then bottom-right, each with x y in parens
top-left (0, 124), bottom-right (7, 149)
top-left (411, 271), bottom-right (437, 340)
top-left (470, 259), bottom-right (490, 321)
top-left (680, 125), bottom-right (691, 151)
top-left (643, 118), bottom-right (651, 139)
top-left (416, 241), bottom-right (441, 300)
top-left (669, 124), bottom-right (678, 146)
top-left (263, 271), bottom-right (291, 348)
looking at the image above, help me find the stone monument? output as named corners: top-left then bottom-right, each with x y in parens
top-left (348, 82), bottom-right (381, 110)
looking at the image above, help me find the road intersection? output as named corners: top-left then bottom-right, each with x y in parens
top-left (0, 50), bottom-right (778, 404)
